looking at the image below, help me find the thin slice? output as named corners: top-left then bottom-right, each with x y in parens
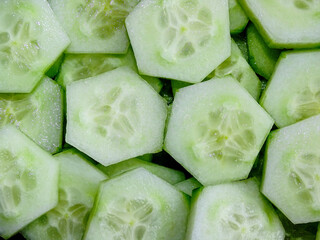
top-left (262, 114), bottom-right (320, 224)
top-left (174, 178), bottom-right (202, 196)
top-left (0, 126), bottom-right (59, 239)
top-left (229, 0), bottom-right (249, 34)
top-left (49, 0), bottom-right (140, 53)
top-left (0, 77), bottom-right (64, 154)
top-left (260, 50), bottom-right (320, 128)
top-left (97, 158), bottom-right (185, 184)
top-left (22, 149), bottom-right (107, 240)
top-left (126, 0), bottom-right (231, 83)
top-left (186, 178), bottom-right (285, 240)
top-left (83, 168), bottom-right (189, 240)
top-left (165, 77), bottom-right (273, 186)
top-left (247, 23), bottom-right (280, 79)
top-left (207, 39), bottom-right (261, 100)
top-left (0, 0), bottom-right (70, 93)
top-left (238, 0), bottom-right (320, 48)
top-left (66, 67), bottom-right (167, 166)
top-left (233, 32), bottom-right (249, 62)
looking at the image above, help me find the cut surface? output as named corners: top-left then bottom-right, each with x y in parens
top-left (262, 115), bottom-right (320, 224)
top-left (238, 0), bottom-right (320, 48)
top-left (165, 77), bottom-right (274, 185)
top-left (174, 178), bottom-right (202, 196)
top-left (0, 77), bottom-right (63, 153)
top-left (22, 149), bottom-right (107, 240)
top-left (126, 0), bottom-right (231, 83)
top-left (0, 126), bottom-right (59, 239)
top-left (186, 178), bottom-right (285, 240)
top-left (0, 0), bottom-right (70, 92)
top-left (49, 0), bottom-right (140, 53)
top-left (260, 50), bottom-right (320, 128)
top-left (83, 168), bottom-right (189, 240)
top-left (229, 0), bottom-right (249, 34)
top-left (66, 67), bottom-right (167, 166)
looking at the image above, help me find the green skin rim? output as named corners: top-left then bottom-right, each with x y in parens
top-left (238, 0), bottom-right (320, 49)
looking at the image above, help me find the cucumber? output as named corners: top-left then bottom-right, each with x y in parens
top-left (0, 0), bottom-right (70, 93)
top-left (238, 0), bottom-right (320, 48)
top-left (48, 0), bottom-right (140, 53)
top-left (45, 54), bottom-right (64, 79)
top-left (22, 149), bottom-right (107, 240)
top-left (171, 80), bottom-right (192, 96)
top-left (233, 32), bottom-right (249, 62)
top-left (229, 0), bottom-right (249, 34)
top-left (0, 125), bottom-right (59, 239)
top-left (56, 48), bottom-right (137, 89)
top-left (0, 77), bottom-right (63, 154)
top-left (138, 154), bottom-right (153, 162)
top-left (261, 114), bottom-right (320, 224)
top-left (165, 77), bottom-right (273, 185)
top-left (174, 178), bottom-right (202, 196)
top-left (83, 168), bottom-right (189, 240)
top-left (186, 178), bottom-right (285, 240)
top-left (247, 24), bottom-right (280, 80)
top-left (317, 224), bottom-right (320, 240)
top-left (97, 158), bottom-right (185, 184)
top-left (66, 67), bottom-right (167, 166)
top-left (207, 39), bottom-right (261, 100)
top-left (126, 0), bottom-right (231, 83)
top-left (260, 50), bottom-right (320, 128)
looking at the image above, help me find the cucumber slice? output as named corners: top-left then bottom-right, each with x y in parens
top-left (56, 48), bottom-right (137, 89)
top-left (186, 178), bottom-right (285, 240)
top-left (0, 77), bottom-right (63, 154)
top-left (138, 154), bottom-right (153, 162)
top-left (171, 80), bottom-right (192, 96)
top-left (238, 0), bottom-right (320, 48)
top-left (261, 115), bottom-right (320, 224)
top-left (66, 67), bottom-right (167, 166)
top-left (317, 224), bottom-right (320, 240)
top-left (233, 32), bottom-right (249, 62)
top-left (22, 149), bottom-right (107, 240)
top-left (45, 54), bottom-right (64, 79)
top-left (260, 50), bottom-right (320, 128)
top-left (247, 24), bottom-right (280, 80)
top-left (165, 77), bottom-right (274, 185)
top-left (229, 0), bottom-right (249, 34)
top-left (48, 0), bottom-right (140, 53)
top-left (97, 158), bottom-right (185, 184)
top-left (0, 0), bottom-right (70, 93)
top-left (174, 178), bottom-right (202, 196)
top-left (126, 0), bottom-right (231, 83)
top-left (0, 126), bottom-right (59, 239)
top-left (207, 39), bottom-right (261, 100)
top-left (140, 75), bottom-right (163, 94)
top-left (83, 168), bottom-right (189, 240)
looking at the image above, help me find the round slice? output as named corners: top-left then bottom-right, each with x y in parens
top-left (66, 67), bottom-right (167, 166)
top-left (0, 125), bottom-right (59, 239)
top-left (49, 0), bottom-right (140, 53)
top-left (0, 77), bottom-right (64, 154)
top-left (165, 77), bottom-right (274, 185)
top-left (186, 178), bottom-right (285, 240)
top-left (262, 114), bottom-right (320, 224)
top-left (260, 50), bottom-right (320, 128)
top-left (0, 0), bottom-right (70, 93)
top-left (83, 168), bottom-right (189, 240)
top-left (238, 0), bottom-right (320, 48)
top-left (126, 0), bottom-right (231, 83)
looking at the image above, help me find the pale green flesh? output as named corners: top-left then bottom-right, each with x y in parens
top-left (165, 77), bottom-right (274, 186)
top-left (0, 126), bottom-right (59, 239)
top-left (262, 115), bottom-right (320, 224)
top-left (22, 149), bottom-right (107, 240)
top-left (260, 50), bottom-right (320, 128)
top-left (83, 168), bottom-right (189, 240)
top-left (49, 0), bottom-right (140, 53)
top-left (97, 158), bottom-right (185, 184)
top-left (0, 0), bottom-right (70, 93)
top-left (186, 178), bottom-right (285, 240)
top-left (126, 0), bottom-right (231, 83)
top-left (207, 39), bottom-right (261, 100)
top-left (238, 0), bottom-right (320, 48)
top-left (0, 77), bottom-right (63, 154)
top-left (66, 67), bottom-right (167, 166)
top-left (174, 178), bottom-right (202, 196)
top-left (247, 24), bottom-right (280, 80)
top-left (229, 0), bottom-right (249, 34)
